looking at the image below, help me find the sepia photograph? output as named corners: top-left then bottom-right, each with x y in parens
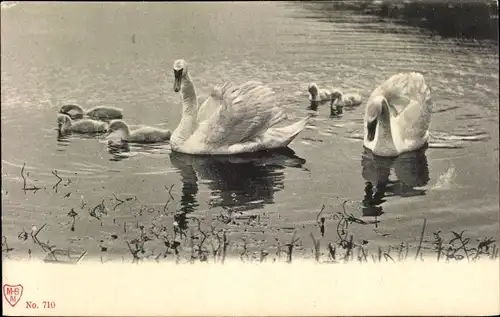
top-left (1, 0), bottom-right (499, 315)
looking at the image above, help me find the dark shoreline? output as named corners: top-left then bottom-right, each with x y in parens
top-left (303, 0), bottom-right (499, 42)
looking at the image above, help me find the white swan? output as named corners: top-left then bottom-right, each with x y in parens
top-left (57, 113), bottom-right (108, 134)
top-left (106, 120), bottom-right (172, 143)
top-left (59, 104), bottom-right (123, 120)
top-left (363, 72), bottom-right (432, 157)
top-left (170, 59), bottom-right (311, 155)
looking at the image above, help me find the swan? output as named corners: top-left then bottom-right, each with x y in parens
top-left (363, 72), bottom-right (432, 157)
top-left (330, 90), bottom-right (363, 116)
top-left (106, 120), bottom-right (172, 144)
top-left (169, 59), bottom-right (311, 155)
top-left (59, 104), bottom-right (123, 120)
top-left (308, 83), bottom-right (336, 111)
top-left (308, 83), bottom-right (363, 115)
top-left (57, 113), bottom-right (108, 134)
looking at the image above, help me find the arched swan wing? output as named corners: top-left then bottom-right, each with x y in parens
top-left (374, 72), bottom-right (430, 115)
top-left (392, 74), bottom-right (432, 142)
top-left (190, 81), bottom-right (287, 147)
top-left (196, 86), bottom-right (224, 125)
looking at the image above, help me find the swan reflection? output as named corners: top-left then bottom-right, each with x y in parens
top-left (361, 146), bottom-right (430, 216)
top-left (56, 131), bottom-right (71, 149)
top-left (169, 148), bottom-right (307, 215)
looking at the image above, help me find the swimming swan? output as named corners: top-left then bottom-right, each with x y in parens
top-left (363, 72), bottom-right (432, 157)
top-left (106, 120), bottom-right (172, 143)
top-left (170, 59), bottom-right (311, 155)
top-left (59, 104), bottom-right (123, 120)
top-left (330, 91), bottom-right (363, 116)
top-left (308, 83), bottom-right (362, 115)
top-left (57, 113), bottom-right (108, 134)
top-left (308, 83), bottom-right (336, 111)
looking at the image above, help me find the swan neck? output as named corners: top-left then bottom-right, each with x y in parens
top-left (181, 73), bottom-right (198, 115)
top-left (172, 72), bottom-right (198, 148)
top-left (372, 106), bottom-right (394, 151)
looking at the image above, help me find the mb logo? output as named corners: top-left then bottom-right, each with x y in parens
top-left (3, 284), bottom-right (24, 307)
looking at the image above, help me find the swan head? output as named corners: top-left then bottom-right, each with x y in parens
top-left (367, 95), bottom-right (389, 119)
top-left (365, 95), bottom-right (389, 141)
top-left (308, 83), bottom-right (318, 100)
top-left (329, 89), bottom-right (343, 116)
top-left (173, 59), bottom-right (188, 92)
top-left (307, 83), bottom-right (319, 110)
top-left (330, 89), bottom-right (342, 103)
top-left (107, 120), bottom-right (130, 137)
top-left (57, 113), bottom-right (72, 133)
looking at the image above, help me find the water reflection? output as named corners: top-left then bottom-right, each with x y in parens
top-left (105, 140), bottom-right (170, 162)
top-left (56, 131), bottom-right (71, 150)
top-left (56, 131), bottom-right (105, 150)
top-left (107, 142), bottom-right (131, 161)
top-left (169, 148), bottom-right (307, 214)
top-left (361, 146), bottom-right (430, 217)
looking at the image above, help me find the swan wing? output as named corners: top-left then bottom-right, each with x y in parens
top-left (372, 73), bottom-right (411, 115)
top-left (129, 126), bottom-right (171, 143)
top-left (196, 86), bottom-right (224, 125)
top-left (188, 81), bottom-right (287, 147)
top-left (374, 72), bottom-right (430, 115)
top-left (72, 119), bottom-right (107, 133)
top-left (381, 72), bottom-right (431, 123)
top-left (392, 78), bottom-right (432, 142)
top-left (87, 106), bottom-right (123, 120)
top-left (381, 72), bottom-right (432, 152)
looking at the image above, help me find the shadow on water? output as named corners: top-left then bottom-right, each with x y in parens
top-left (295, 0), bottom-right (498, 42)
top-left (169, 147), bottom-right (307, 214)
top-left (361, 146), bottom-right (430, 217)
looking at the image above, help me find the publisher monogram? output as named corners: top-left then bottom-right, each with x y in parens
top-left (3, 284), bottom-right (24, 307)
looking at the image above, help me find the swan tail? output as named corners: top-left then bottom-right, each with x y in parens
top-left (270, 115), bottom-right (311, 147)
top-left (267, 108), bottom-right (288, 128)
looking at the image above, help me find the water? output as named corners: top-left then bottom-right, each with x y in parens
top-left (1, 2), bottom-right (498, 261)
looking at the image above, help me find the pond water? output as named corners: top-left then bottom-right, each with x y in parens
top-left (1, 2), bottom-right (498, 261)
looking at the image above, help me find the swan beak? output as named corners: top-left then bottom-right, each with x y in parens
top-left (173, 69), bottom-right (182, 92)
top-left (173, 78), bottom-right (181, 92)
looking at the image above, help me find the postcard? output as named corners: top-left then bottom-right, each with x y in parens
top-left (2, 1), bottom-right (499, 316)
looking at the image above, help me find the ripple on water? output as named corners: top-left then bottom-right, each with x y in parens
top-left (0, 2), bottom-right (498, 259)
